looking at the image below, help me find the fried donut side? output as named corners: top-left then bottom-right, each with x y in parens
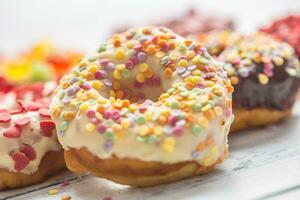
top-left (64, 148), bottom-right (227, 187)
top-left (0, 151), bottom-right (64, 190)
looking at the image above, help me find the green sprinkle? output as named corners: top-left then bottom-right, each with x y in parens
top-left (59, 121), bottom-right (68, 131)
top-left (137, 135), bottom-right (147, 143)
top-left (98, 44), bottom-right (107, 53)
top-left (121, 69), bottom-right (130, 78)
top-left (104, 131), bottom-right (114, 140)
top-left (136, 115), bottom-right (146, 125)
top-left (148, 135), bottom-right (157, 144)
top-left (192, 125), bottom-right (202, 136)
top-left (192, 103), bottom-right (202, 112)
top-left (170, 100), bottom-right (179, 109)
top-left (167, 88), bottom-right (176, 95)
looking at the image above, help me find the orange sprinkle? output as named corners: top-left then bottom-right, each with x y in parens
top-left (230, 76), bottom-right (239, 85)
top-left (146, 45), bottom-right (157, 55)
top-left (184, 40), bottom-right (193, 47)
top-left (185, 82), bottom-right (194, 90)
top-left (164, 68), bottom-right (173, 78)
top-left (122, 100), bottom-right (130, 107)
top-left (113, 39), bottom-right (121, 47)
top-left (53, 108), bottom-right (61, 118)
top-left (226, 85), bottom-right (234, 94)
top-left (96, 105), bottom-right (106, 113)
top-left (205, 136), bottom-right (214, 146)
top-left (203, 109), bottom-right (215, 120)
top-left (196, 142), bottom-right (206, 151)
top-left (157, 116), bottom-right (167, 125)
top-left (64, 111), bottom-right (75, 121)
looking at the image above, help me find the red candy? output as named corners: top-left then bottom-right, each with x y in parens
top-left (14, 117), bottom-right (31, 127)
top-left (12, 152), bottom-right (30, 172)
top-left (39, 108), bottom-right (51, 117)
top-left (0, 112), bottom-right (11, 123)
top-left (40, 120), bottom-right (56, 137)
top-left (3, 126), bottom-right (22, 138)
top-left (27, 102), bottom-right (42, 111)
top-left (20, 144), bottom-right (36, 160)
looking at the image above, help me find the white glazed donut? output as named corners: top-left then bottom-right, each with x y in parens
top-left (50, 27), bottom-right (234, 186)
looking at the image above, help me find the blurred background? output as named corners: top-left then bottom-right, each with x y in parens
top-left (1, 0), bottom-right (299, 54)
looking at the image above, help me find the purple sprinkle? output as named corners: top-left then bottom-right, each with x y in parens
top-left (66, 86), bottom-right (76, 96)
top-left (86, 109), bottom-right (96, 118)
top-left (103, 110), bottom-right (111, 119)
top-left (173, 126), bottom-right (184, 137)
top-left (105, 62), bottom-right (115, 71)
top-left (70, 77), bottom-right (79, 84)
top-left (111, 111), bottom-right (120, 120)
top-left (103, 141), bottom-right (113, 152)
top-left (137, 52), bottom-right (147, 62)
top-left (82, 82), bottom-right (91, 90)
top-left (100, 58), bottom-right (109, 66)
top-left (226, 108), bottom-right (232, 117)
top-left (188, 44), bottom-right (196, 50)
top-left (97, 124), bottom-right (107, 134)
top-left (103, 79), bottom-right (112, 86)
top-left (125, 60), bottom-right (134, 70)
top-left (187, 65), bottom-right (197, 71)
top-left (191, 151), bottom-right (199, 158)
top-left (181, 71), bottom-right (191, 78)
top-left (176, 67), bottom-right (186, 75)
top-left (196, 83), bottom-right (205, 89)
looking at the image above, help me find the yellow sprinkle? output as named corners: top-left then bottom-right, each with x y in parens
top-left (79, 103), bottom-right (89, 111)
top-left (88, 64), bottom-right (98, 73)
top-left (91, 80), bottom-right (104, 90)
top-left (192, 55), bottom-right (201, 64)
top-left (97, 98), bottom-right (107, 104)
top-left (163, 137), bottom-right (175, 153)
top-left (178, 59), bottom-right (188, 67)
top-left (112, 124), bottom-right (123, 132)
top-left (200, 95), bottom-right (209, 104)
top-left (186, 50), bottom-right (195, 59)
top-left (192, 69), bottom-right (201, 76)
top-left (273, 56), bottom-right (284, 66)
top-left (213, 106), bottom-right (223, 116)
top-left (116, 64), bottom-right (125, 70)
top-left (129, 105), bottom-right (137, 112)
top-left (211, 145), bottom-right (218, 155)
top-left (121, 119), bottom-right (131, 129)
top-left (258, 73), bottom-right (269, 85)
top-left (199, 116), bottom-right (209, 127)
top-left (204, 80), bottom-right (215, 87)
top-left (139, 125), bottom-right (149, 136)
top-left (155, 51), bottom-right (165, 59)
top-left (126, 41), bottom-right (135, 49)
top-left (203, 156), bottom-right (212, 166)
top-left (161, 108), bottom-right (171, 116)
top-left (201, 104), bottom-right (212, 112)
top-left (115, 48), bottom-right (125, 60)
top-left (109, 90), bottom-right (116, 97)
top-left (191, 76), bottom-right (201, 83)
top-left (169, 52), bottom-right (177, 60)
top-left (48, 189), bottom-right (59, 195)
top-left (113, 70), bottom-right (121, 80)
top-left (139, 63), bottom-right (148, 72)
top-left (136, 73), bottom-right (145, 83)
top-left (85, 123), bottom-right (96, 132)
top-left (145, 110), bottom-right (153, 121)
top-left (154, 126), bottom-right (163, 136)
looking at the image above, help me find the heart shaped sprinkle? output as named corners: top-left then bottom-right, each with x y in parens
top-left (20, 144), bottom-right (36, 160)
top-left (12, 152), bottom-right (30, 172)
top-left (40, 120), bottom-right (56, 137)
top-left (3, 126), bottom-right (22, 138)
top-left (14, 117), bottom-right (31, 127)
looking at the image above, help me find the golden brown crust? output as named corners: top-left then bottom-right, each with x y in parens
top-left (64, 148), bottom-right (227, 187)
top-left (230, 108), bottom-right (291, 132)
top-left (0, 151), bottom-right (65, 190)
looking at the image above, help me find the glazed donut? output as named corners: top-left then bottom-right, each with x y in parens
top-left (50, 27), bottom-right (234, 186)
top-left (218, 32), bottom-right (300, 132)
top-left (0, 81), bottom-right (64, 190)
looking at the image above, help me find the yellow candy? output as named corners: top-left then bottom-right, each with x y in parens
top-left (192, 69), bottom-right (201, 76)
top-left (192, 55), bottom-right (201, 64)
top-left (186, 50), bottom-right (195, 59)
top-left (213, 106), bottom-right (223, 116)
top-left (154, 126), bottom-right (163, 136)
top-left (121, 119), bottom-right (131, 129)
top-left (79, 103), bottom-right (89, 111)
top-left (258, 73), bottom-right (269, 85)
top-left (91, 80), bottom-right (104, 90)
top-left (85, 123), bottom-right (96, 132)
top-left (201, 104), bottom-right (212, 112)
top-left (88, 64), bottom-right (98, 73)
top-left (162, 137), bottom-right (175, 153)
top-left (113, 70), bottom-right (121, 80)
top-left (115, 48), bottom-right (125, 60)
top-left (139, 125), bottom-right (149, 136)
top-left (139, 63), bottom-right (148, 72)
top-left (112, 124), bottom-right (123, 132)
top-left (116, 64), bottom-right (125, 70)
top-left (48, 189), bottom-right (59, 195)
top-left (136, 73), bottom-right (145, 83)
top-left (199, 116), bottom-right (209, 127)
top-left (178, 59), bottom-right (188, 67)
top-left (155, 51), bottom-right (165, 59)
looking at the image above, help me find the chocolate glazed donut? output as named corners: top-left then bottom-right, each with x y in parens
top-left (218, 32), bottom-right (300, 132)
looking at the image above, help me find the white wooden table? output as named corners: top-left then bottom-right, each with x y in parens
top-left (1, 103), bottom-right (300, 200)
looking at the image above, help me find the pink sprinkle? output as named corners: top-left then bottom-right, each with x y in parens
top-left (134, 80), bottom-right (143, 88)
top-left (12, 152), bottom-right (30, 172)
top-left (14, 117), bottom-right (31, 127)
top-left (161, 43), bottom-right (169, 52)
top-left (20, 144), bottom-right (36, 160)
top-left (95, 71), bottom-right (104, 79)
top-left (173, 126), bottom-right (184, 137)
top-left (100, 58), bottom-right (109, 66)
top-left (145, 78), bottom-right (154, 86)
top-left (196, 83), bottom-right (205, 89)
top-left (82, 82), bottom-right (91, 90)
top-left (3, 126), bottom-right (22, 138)
top-left (103, 110), bottom-right (111, 119)
top-left (130, 56), bottom-right (138, 65)
top-left (97, 124), bottom-right (107, 134)
top-left (152, 76), bottom-right (161, 86)
top-left (0, 112), bottom-right (11, 123)
top-left (86, 110), bottom-right (96, 118)
top-left (134, 44), bottom-right (143, 52)
top-left (91, 118), bottom-right (100, 124)
top-left (139, 106), bottom-right (147, 113)
top-left (39, 108), bottom-right (51, 117)
top-left (111, 111), bottom-right (120, 120)
top-left (125, 60), bottom-right (134, 70)
top-left (226, 108), bottom-right (232, 117)
top-left (169, 116), bottom-right (178, 126)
